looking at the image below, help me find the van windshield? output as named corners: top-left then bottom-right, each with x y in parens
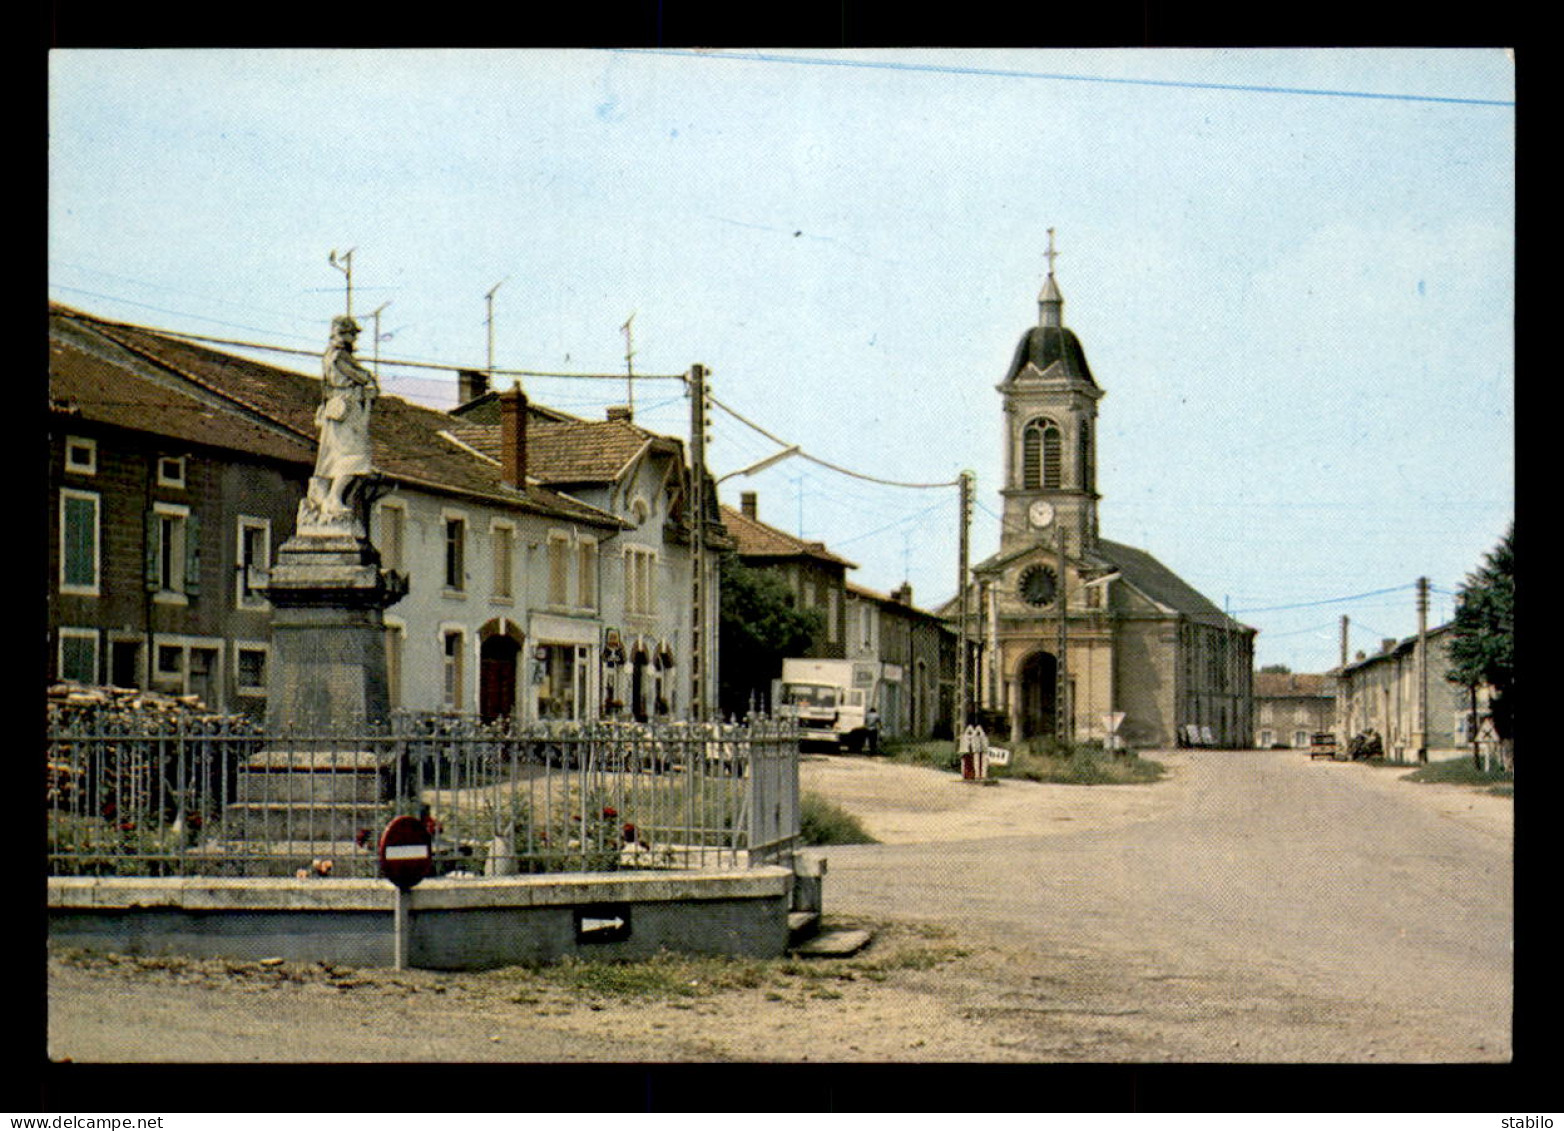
top-left (783, 683), bottom-right (838, 709)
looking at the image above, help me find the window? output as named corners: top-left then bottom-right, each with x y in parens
top-left (157, 455), bottom-right (187, 488)
top-left (1078, 419), bottom-right (1094, 492)
top-left (58, 628), bottom-right (99, 683)
top-left (236, 646), bottom-right (268, 695)
top-left (59, 488), bottom-right (100, 596)
top-left (442, 630), bottom-right (465, 710)
top-left (385, 623), bottom-right (405, 709)
top-left (491, 522), bottom-right (514, 600)
top-left (1259, 729), bottom-right (1275, 748)
top-left (376, 503), bottom-right (405, 572)
top-left (64, 436), bottom-right (96, 475)
top-left (578, 539), bottom-right (598, 611)
top-left (625, 546), bottom-right (656, 616)
top-left (444, 515), bottom-right (466, 591)
top-left (548, 533), bottom-right (571, 606)
top-left (236, 517), bottom-right (271, 607)
top-left (148, 503), bottom-right (198, 601)
top-left (1021, 418), bottom-right (1062, 489)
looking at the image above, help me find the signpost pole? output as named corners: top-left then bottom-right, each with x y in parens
top-left (394, 886), bottom-right (411, 971)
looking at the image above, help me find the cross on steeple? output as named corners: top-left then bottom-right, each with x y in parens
top-left (1043, 228), bottom-right (1060, 277)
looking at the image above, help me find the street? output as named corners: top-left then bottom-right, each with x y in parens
top-left (46, 749), bottom-right (1512, 1063)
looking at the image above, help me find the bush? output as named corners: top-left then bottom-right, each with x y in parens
top-left (799, 793), bottom-right (877, 845)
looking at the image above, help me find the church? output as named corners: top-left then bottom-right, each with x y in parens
top-left (949, 241), bottom-right (1255, 749)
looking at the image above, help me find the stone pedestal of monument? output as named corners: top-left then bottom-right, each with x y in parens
top-left (224, 528), bottom-right (408, 874)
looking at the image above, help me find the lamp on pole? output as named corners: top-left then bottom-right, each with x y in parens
top-left (715, 446), bottom-right (801, 486)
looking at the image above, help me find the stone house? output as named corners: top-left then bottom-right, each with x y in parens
top-left (48, 306), bottom-right (719, 725)
top-left (1253, 671), bottom-right (1335, 749)
top-left (1336, 623), bottom-right (1472, 762)
top-left (718, 491), bottom-right (855, 660)
top-left (844, 581), bottom-right (956, 740)
top-left (48, 309), bottom-right (316, 714)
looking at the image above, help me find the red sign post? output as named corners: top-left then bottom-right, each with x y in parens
top-left (379, 815), bottom-right (433, 971)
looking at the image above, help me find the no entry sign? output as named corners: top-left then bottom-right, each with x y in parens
top-left (378, 814), bottom-right (434, 889)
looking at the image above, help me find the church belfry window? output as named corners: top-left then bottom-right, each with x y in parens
top-left (1022, 418), bottom-right (1062, 489)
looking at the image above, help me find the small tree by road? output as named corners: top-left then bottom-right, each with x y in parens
top-left (717, 552), bottom-right (823, 718)
top-left (1446, 522), bottom-right (1514, 750)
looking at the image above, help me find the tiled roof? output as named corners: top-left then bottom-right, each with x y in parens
top-left (846, 582), bottom-right (950, 625)
top-left (446, 417), bottom-right (674, 487)
top-left (1254, 672), bottom-right (1335, 699)
top-left (719, 505), bottom-right (857, 569)
top-left (50, 335), bottom-right (317, 465)
top-left (50, 307), bottom-right (623, 529)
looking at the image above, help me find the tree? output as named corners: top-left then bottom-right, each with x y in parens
top-left (1258, 663), bottom-right (1292, 675)
top-left (1445, 522), bottom-right (1514, 742)
top-left (717, 553), bottom-right (823, 718)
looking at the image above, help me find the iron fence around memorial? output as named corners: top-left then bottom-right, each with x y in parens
top-left (45, 712), bottom-right (800, 878)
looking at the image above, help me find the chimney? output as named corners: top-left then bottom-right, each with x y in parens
top-left (498, 385), bottom-right (528, 489)
top-left (606, 405), bottom-right (633, 422)
top-left (740, 492), bottom-right (758, 521)
top-left (892, 582), bottom-right (913, 606)
top-left (457, 369), bottom-right (490, 406)
top-left (1381, 638), bottom-right (1396, 655)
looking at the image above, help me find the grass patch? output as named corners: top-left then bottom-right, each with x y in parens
top-left (509, 950), bottom-right (773, 1000)
top-left (799, 792), bottom-right (878, 845)
top-left (1401, 756), bottom-right (1514, 792)
top-left (884, 736), bottom-right (1164, 785)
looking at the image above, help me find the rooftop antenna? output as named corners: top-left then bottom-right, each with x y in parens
top-left (328, 247), bottom-right (356, 318)
top-left (366, 301), bottom-right (391, 378)
top-left (621, 313), bottom-right (637, 419)
top-left (485, 278), bottom-right (508, 380)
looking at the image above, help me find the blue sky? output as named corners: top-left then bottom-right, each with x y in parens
top-left (48, 48), bottom-right (1514, 672)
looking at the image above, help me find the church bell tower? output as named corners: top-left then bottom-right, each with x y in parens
top-left (997, 231), bottom-right (1103, 560)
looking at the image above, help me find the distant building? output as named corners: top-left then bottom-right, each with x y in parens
top-left (845, 582), bottom-right (956, 741)
top-left (945, 249), bottom-right (1255, 748)
top-left (719, 491), bottom-right (855, 660)
top-left (1253, 672), bottom-right (1335, 749)
top-left (1336, 623), bottom-right (1473, 762)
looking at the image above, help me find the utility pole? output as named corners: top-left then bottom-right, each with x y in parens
top-left (688, 364), bottom-right (711, 721)
top-left (621, 313), bottom-right (637, 419)
top-left (956, 471), bottom-right (972, 730)
top-left (1056, 522), bottom-right (1070, 746)
top-left (1338, 615), bottom-right (1350, 750)
top-left (1416, 576), bottom-right (1430, 763)
top-left (328, 248), bottom-right (356, 318)
top-left (485, 279), bottom-right (507, 381)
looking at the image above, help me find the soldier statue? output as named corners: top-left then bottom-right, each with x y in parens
top-left (299, 314), bottom-right (380, 533)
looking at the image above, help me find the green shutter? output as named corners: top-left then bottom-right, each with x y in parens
top-left (62, 495), bottom-right (97, 588)
top-left (183, 512), bottom-right (201, 596)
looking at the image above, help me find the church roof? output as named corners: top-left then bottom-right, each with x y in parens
top-left (1096, 538), bottom-right (1247, 630)
top-left (1003, 324), bottom-right (1095, 385)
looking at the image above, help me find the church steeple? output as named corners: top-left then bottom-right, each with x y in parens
top-left (1038, 228), bottom-right (1063, 329)
top-left (998, 229), bottom-right (1104, 559)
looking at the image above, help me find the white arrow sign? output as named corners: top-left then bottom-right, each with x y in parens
top-left (582, 917), bottom-right (626, 933)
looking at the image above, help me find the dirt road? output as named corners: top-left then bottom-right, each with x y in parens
top-left (46, 749), bottom-right (1512, 1063)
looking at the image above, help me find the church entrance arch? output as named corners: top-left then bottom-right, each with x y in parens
top-left (478, 619), bottom-right (525, 722)
top-left (1018, 649), bottom-right (1058, 740)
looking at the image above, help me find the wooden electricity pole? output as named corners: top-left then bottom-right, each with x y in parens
top-left (956, 471), bottom-right (972, 730)
top-left (689, 364), bottom-right (711, 721)
top-left (1416, 576), bottom-right (1429, 763)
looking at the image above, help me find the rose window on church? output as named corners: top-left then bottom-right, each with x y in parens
top-left (1018, 564), bottom-right (1058, 607)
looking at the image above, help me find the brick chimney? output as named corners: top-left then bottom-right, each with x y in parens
top-left (892, 582), bottom-right (913, 606)
top-left (740, 491), bottom-right (758, 521)
top-left (458, 369), bottom-right (490, 406)
top-left (498, 385), bottom-right (528, 489)
top-left (606, 405), bottom-right (633, 422)
top-left (1380, 638), bottom-right (1396, 655)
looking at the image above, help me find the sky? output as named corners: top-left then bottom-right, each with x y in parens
top-left (47, 48), bottom-right (1515, 673)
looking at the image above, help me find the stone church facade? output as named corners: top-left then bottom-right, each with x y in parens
top-left (949, 256), bottom-right (1255, 749)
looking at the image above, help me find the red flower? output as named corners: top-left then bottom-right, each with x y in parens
top-left (119, 821), bottom-right (137, 833)
top-left (601, 806), bottom-right (618, 820)
top-left (622, 822), bottom-right (637, 843)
